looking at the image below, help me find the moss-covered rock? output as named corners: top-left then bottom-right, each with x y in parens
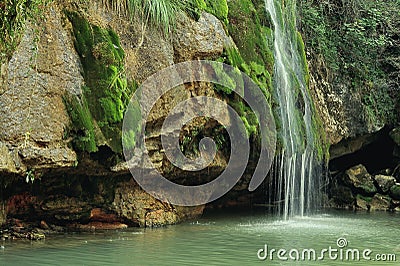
top-left (65, 12), bottom-right (137, 153)
top-left (227, 0), bottom-right (273, 72)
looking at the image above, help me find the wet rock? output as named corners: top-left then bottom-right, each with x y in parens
top-left (0, 220), bottom-right (48, 240)
top-left (342, 164), bottom-right (377, 194)
top-left (329, 133), bottom-right (379, 159)
top-left (374, 175), bottom-right (396, 193)
top-left (112, 180), bottom-right (204, 227)
top-left (27, 229), bottom-right (46, 240)
top-left (389, 184), bottom-right (400, 200)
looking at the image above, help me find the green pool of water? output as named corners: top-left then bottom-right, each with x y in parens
top-left (1, 210), bottom-right (399, 265)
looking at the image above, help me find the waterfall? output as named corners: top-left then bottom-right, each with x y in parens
top-left (265, 0), bottom-right (320, 219)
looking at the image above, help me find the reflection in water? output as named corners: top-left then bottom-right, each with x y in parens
top-left (1, 210), bottom-right (398, 265)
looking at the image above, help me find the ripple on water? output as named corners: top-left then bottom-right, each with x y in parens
top-left (0, 211), bottom-right (399, 266)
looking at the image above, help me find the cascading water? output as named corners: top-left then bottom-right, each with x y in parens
top-left (265, 0), bottom-right (321, 220)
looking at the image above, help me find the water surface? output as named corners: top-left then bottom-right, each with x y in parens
top-left (1, 210), bottom-right (399, 265)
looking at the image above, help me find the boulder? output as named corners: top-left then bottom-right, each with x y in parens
top-left (389, 184), bottom-right (400, 200)
top-left (356, 194), bottom-right (391, 211)
top-left (173, 12), bottom-right (228, 62)
top-left (374, 175), bottom-right (396, 193)
top-left (370, 194), bottom-right (391, 211)
top-left (342, 164), bottom-right (377, 194)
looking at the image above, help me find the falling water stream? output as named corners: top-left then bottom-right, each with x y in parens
top-left (266, 0), bottom-right (320, 219)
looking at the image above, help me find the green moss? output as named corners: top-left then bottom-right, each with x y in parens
top-left (213, 62), bottom-right (237, 95)
top-left (63, 92), bottom-right (97, 153)
top-left (296, 32), bottom-right (310, 87)
top-left (357, 194), bottom-right (372, 203)
top-left (204, 0), bottom-right (228, 23)
top-left (65, 12), bottom-right (137, 153)
top-left (122, 96), bottom-right (142, 152)
top-left (227, 0), bottom-right (274, 72)
top-left (248, 61), bottom-right (271, 101)
top-left (296, 31), bottom-right (329, 161)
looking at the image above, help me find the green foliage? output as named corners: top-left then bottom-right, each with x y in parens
top-left (300, 0), bottom-right (400, 126)
top-left (299, 1), bottom-right (339, 70)
top-left (103, 0), bottom-right (180, 33)
top-left (102, 0), bottom-right (207, 33)
top-left (25, 168), bottom-right (36, 183)
top-left (66, 12), bottom-right (137, 153)
top-left (362, 81), bottom-right (396, 125)
top-left (0, 0), bottom-right (50, 63)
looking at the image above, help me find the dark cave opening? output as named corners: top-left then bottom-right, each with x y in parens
top-left (329, 127), bottom-right (397, 174)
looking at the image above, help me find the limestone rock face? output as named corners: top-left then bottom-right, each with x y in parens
top-left (0, 5), bottom-right (80, 174)
top-left (0, 1), bottom-right (229, 227)
top-left (0, 141), bottom-right (17, 173)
